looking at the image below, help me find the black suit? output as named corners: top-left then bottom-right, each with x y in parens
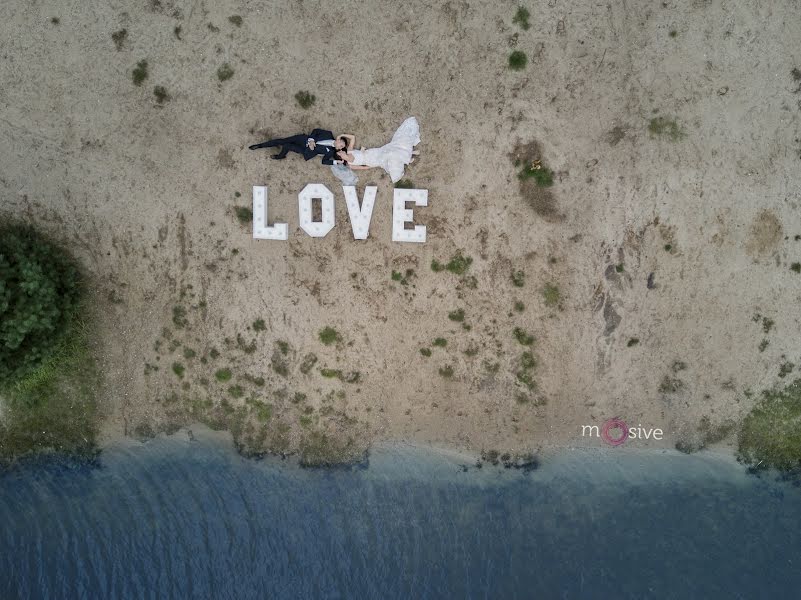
top-left (249, 129), bottom-right (338, 165)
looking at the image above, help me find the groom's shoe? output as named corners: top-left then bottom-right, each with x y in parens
top-left (270, 153), bottom-right (287, 160)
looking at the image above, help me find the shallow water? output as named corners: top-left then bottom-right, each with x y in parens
top-left (2, 430), bottom-right (800, 599)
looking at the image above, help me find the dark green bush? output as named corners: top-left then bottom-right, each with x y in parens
top-left (0, 223), bottom-right (84, 386)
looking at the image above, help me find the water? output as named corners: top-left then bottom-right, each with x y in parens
top-left (2, 429), bottom-right (800, 599)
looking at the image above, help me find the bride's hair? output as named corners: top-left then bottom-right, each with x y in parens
top-left (337, 135), bottom-right (349, 148)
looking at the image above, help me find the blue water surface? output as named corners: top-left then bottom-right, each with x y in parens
top-left (1, 429), bottom-right (800, 599)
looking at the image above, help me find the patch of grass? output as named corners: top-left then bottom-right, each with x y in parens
top-left (395, 179), bottom-right (414, 189)
top-left (237, 334), bottom-right (257, 354)
top-left (209, 348), bottom-right (220, 360)
top-left (648, 116), bottom-right (684, 141)
top-left (520, 351), bottom-right (537, 370)
top-left (295, 90), bottom-right (316, 109)
top-left (277, 340), bottom-right (290, 355)
top-left (172, 305), bottom-right (188, 328)
top-left (508, 50), bottom-right (527, 71)
top-left (320, 368), bottom-right (341, 379)
top-left (516, 370), bottom-right (537, 391)
top-left (234, 206), bottom-right (253, 225)
top-left (228, 15), bottom-right (243, 26)
top-left (762, 317), bottom-right (775, 334)
top-left (759, 339), bottom-right (769, 353)
top-left (464, 346), bottom-right (479, 357)
top-left (615, 263), bottom-right (625, 273)
top-left (182, 347), bottom-right (196, 359)
top-left (483, 360), bottom-right (501, 374)
top-left (319, 327), bottom-right (341, 346)
top-left (420, 348), bottom-right (432, 357)
top-left (173, 26), bottom-right (182, 40)
top-left (542, 284), bottom-right (560, 307)
top-left (271, 348), bottom-right (289, 377)
top-left (433, 337), bottom-right (447, 348)
top-left (217, 63), bottom-right (234, 82)
top-left (228, 384), bottom-right (244, 399)
top-left (445, 253), bottom-right (472, 275)
top-left (737, 379), bottom-right (801, 471)
top-left (791, 262), bottom-right (801, 273)
top-left (627, 338), bottom-right (640, 347)
top-left (511, 270), bottom-right (525, 287)
top-left (512, 141), bottom-right (560, 220)
top-left (243, 374), bottom-right (265, 387)
top-left (132, 60), bottom-right (148, 86)
top-left (50, 17), bottom-right (60, 24)
top-left (215, 368), bottom-right (232, 382)
top-left (513, 327), bottom-right (535, 346)
top-left (664, 244), bottom-right (673, 252)
top-left (153, 86), bottom-right (170, 104)
top-left (448, 308), bottom-right (465, 322)
top-left (172, 362), bottom-right (185, 379)
top-left (252, 318), bottom-right (266, 332)
top-left (669, 29), bottom-right (678, 38)
top-left (514, 300), bottom-right (525, 312)
top-left (112, 29), bottom-right (127, 51)
top-left (300, 353), bottom-right (318, 374)
top-left (439, 365), bottom-right (454, 378)
top-left (431, 259), bottom-right (445, 272)
top-left (518, 162), bottom-right (554, 187)
top-left (391, 270), bottom-right (403, 282)
top-left (512, 7), bottom-right (530, 30)
top-left (250, 400), bottom-right (272, 422)
top-left (659, 376), bottom-right (684, 394)
top-left (779, 362), bottom-right (795, 379)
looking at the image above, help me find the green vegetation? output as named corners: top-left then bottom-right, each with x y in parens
top-left (779, 361), bottom-right (795, 379)
top-left (420, 348), bottom-right (432, 357)
top-left (762, 317), bottom-right (775, 334)
top-left (391, 268), bottom-right (414, 285)
top-left (758, 339), bottom-right (769, 352)
top-left (518, 162), bottom-right (554, 187)
top-left (615, 263), bottom-right (625, 273)
top-left (299, 353), bottom-right (318, 374)
top-left (319, 326), bottom-right (341, 345)
top-left (512, 7), bottom-right (530, 30)
top-left (209, 348), bottom-right (220, 360)
top-left (172, 305), bottom-right (187, 328)
top-left (445, 253), bottom-right (472, 275)
top-left (627, 338), bottom-right (640, 347)
top-left (433, 337), bottom-right (447, 348)
top-left (50, 17), bottom-right (60, 24)
top-left (438, 365), bottom-right (454, 378)
top-left (276, 340), bottom-right (290, 355)
top-left (295, 90), bottom-right (316, 109)
top-left (214, 368), bottom-right (232, 382)
top-left (172, 362), bottom-right (185, 378)
top-left (228, 15), bottom-right (243, 26)
top-left (253, 318), bottom-right (266, 332)
top-left (271, 347), bottom-right (289, 377)
top-left (448, 309), bottom-right (465, 322)
top-left (173, 26), bottom-right (182, 40)
top-left (664, 244), bottom-right (673, 252)
top-left (514, 301), bottom-right (525, 312)
top-left (737, 379), bottom-right (801, 471)
top-left (513, 327), bottom-right (535, 346)
top-left (669, 29), bottom-right (678, 38)
top-left (320, 368), bottom-right (341, 379)
top-left (511, 270), bottom-right (525, 287)
top-left (250, 400), bottom-right (272, 422)
top-left (508, 50), bottom-right (527, 71)
top-left (234, 206), bottom-right (252, 225)
top-left (648, 116), bottom-right (684, 141)
top-left (543, 283), bottom-right (560, 307)
top-left (132, 60), bottom-right (148, 86)
top-left (431, 259), bottom-right (445, 272)
top-left (217, 63), bottom-right (235, 81)
top-left (153, 86), bottom-right (170, 104)
top-left (182, 348), bottom-right (196, 361)
top-left (395, 179), bottom-right (414, 189)
top-left (0, 223), bottom-right (98, 464)
top-left (228, 385), bottom-right (244, 399)
top-left (112, 29), bottom-right (127, 51)
top-left (791, 262), bottom-right (801, 273)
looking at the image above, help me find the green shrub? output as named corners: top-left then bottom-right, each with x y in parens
top-left (319, 327), bottom-right (341, 345)
top-left (431, 259), bottom-right (445, 272)
top-left (217, 63), bottom-right (234, 81)
top-left (433, 337), bottom-right (447, 347)
top-left (648, 116), bottom-right (684, 141)
top-left (295, 90), bottom-right (316, 109)
top-left (508, 51), bottom-right (527, 71)
top-left (512, 7), bottom-right (530, 30)
top-left (153, 86), bottom-right (170, 104)
top-left (0, 224), bottom-right (83, 384)
top-left (518, 163), bottom-right (554, 187)
top-left (172, 362), bottom-right (185, 378)
top-left (253, 318), bottom-right (266, 332)
top-left (420, 348), bottom-right (432, 357)
top-left (513, 327), bottom-right (535, 346)
top-left (445, 253), bottom-right (472, 275)
top-left (215, 368), bottom-right (232, 382)
top-left (395, 179), bottom-right (414, 189)
top-left (543, 283), bottom-right (560, 306)
top-left (448, 309), bottom-right (465, 322)
top-left (132, 60), bottom-right (148, 86)
top-left (235, 206), bottom-right (252, 224)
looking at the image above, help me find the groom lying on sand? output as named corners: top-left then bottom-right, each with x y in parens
top-left (248, 128), bottom-right (353, 165)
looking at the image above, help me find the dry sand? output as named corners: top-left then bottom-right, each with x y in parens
top-left (1, 0), bottom-right (800, 461)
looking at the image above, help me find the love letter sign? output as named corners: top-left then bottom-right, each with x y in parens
top-left (252, 184), bottom-right (428, 243)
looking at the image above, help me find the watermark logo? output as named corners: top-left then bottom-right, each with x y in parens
top-left (581, 418), bottom-right (664, 446)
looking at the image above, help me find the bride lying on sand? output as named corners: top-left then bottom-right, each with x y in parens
top-left (331, 117), bottom-right (420, 185)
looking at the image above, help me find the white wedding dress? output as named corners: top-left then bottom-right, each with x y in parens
top-left (348, 117), bottom-right (420, 183)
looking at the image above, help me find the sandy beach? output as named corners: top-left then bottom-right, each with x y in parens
top-left (1, 0), bottom-right (800, 462)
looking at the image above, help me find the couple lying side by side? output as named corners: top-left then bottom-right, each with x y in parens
top-left (248, 117), bottom-right (420, 185)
